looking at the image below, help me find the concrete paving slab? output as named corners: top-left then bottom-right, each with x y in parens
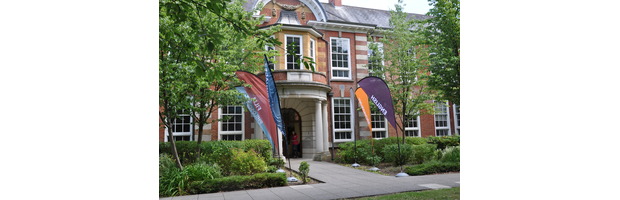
top-left (197, 193), bottom-right (223, 200)
top-left (171, 194), bottom-right (198, 200)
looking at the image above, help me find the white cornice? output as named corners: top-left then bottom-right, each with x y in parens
top-left (307, 21), bottom-right (376, 33)
top-left (280, 25), bottom-right (323, 37)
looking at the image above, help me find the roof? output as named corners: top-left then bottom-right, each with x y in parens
top-left (320, 3), bottom-right (431, 29)
top-left (243, 1), bottom-right (432, 29)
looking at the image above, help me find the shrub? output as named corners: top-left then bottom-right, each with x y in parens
top-left (381, 144), bottom-right (414, 166)
top-left (439, 146), bottom-right (460, 163)
top-left (159, 140), bottom-right (273, 165)
top-left (335, 139), bottom-right (373, 164)
top-left (269, 158), bottom-right (285, 169)
top-left (227, 148), bottom-right (267, 176)
top-left (243, 139), bottom-right (273, 161)
top-left (366, 155), bottom-right (382, 167)
top-left (159, 154), bottom-right (185, 197)
top-left (427, 135), bottom-right (460, 150)
top-left (187, 173), bottom-right (287, 194)
top-left (159, 159), bottom-right (223, 197)
top-left (405, 160), bottom-right (460, 176)
top-left (184, 163), bottom-right (222, 181)
top-left (299, 161), bottom-right (310, 184)
top-left (411, 144), bottom-right (438, 164)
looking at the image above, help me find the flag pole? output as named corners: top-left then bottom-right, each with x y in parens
top-left (351, 87), bottom-right (360, 168)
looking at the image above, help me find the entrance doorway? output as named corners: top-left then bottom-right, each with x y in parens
top-left (282, 108), bottom-right (301, 158)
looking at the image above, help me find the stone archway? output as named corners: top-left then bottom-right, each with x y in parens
top-left (282, 108), bottom-right (302, 158)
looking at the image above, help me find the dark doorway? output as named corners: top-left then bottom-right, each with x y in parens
top-left (282, 108), bottom-right (302, 158)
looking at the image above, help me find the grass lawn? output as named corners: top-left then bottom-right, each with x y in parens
top-left (352, 187), bottom-right (459, 200)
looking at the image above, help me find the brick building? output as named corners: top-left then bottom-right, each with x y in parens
top-left (160, 0), bottom-right (460, 159)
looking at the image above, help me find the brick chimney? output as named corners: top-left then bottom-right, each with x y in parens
top-left (329, 0), bottom-right (342, 7)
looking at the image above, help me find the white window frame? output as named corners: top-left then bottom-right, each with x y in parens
top-left (453, 104), bottom-right (460, 135)
top-left (285, 34), bottom-right (303, 70)
top-left (330, 37), bottom-right (352, 80)
top-left (371, 108), bottom-right (388, 139)
top-left (434, 101), bottom-right (452, 136)
top-left (164, 111), bottom-right (193, 142)
top-left (218, 105), bottom-right (245, 141)
top-left (404, 115), bottom-right (421, 137)
top-left (332, 98), bottom-right (353, 142)
top-left (310, 38), bottom-right (316, 62)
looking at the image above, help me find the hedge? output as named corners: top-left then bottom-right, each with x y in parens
top-left (404, 160), bottom-right (460, 176)
top-left (187, 173), bottom-right (287, 194)
top-left (335, 137), bottom-right (431, 165)
top-left (427, 135), bottom-right (460, 150)
top-left (159, 140), bottom-right (273, 165)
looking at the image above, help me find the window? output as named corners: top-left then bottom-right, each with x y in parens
top-left (367, 42), bottom-right (383, 76)
top-left (331, 38), bottom-right (350, 79)
top-left (332, 98), bottom-right (352, 141)
top-left (310, 39), bottom-right (316, 61)
top-left (166, 111), bottom-right (193, 142)
top-left (404, 115), bottom-right (421, 137)
top-left (265, 45), bottom-right (275, 70)
top-left (371, 107), bottom-right (388, 139)
top-left (219, 105), bottom-right (244, 141)
top-left (453, 104), bottom-right (460, 135)
top-left (286, 35), bottom-right (302, 70)
top-left (434, 101), bottom-right (451, 136)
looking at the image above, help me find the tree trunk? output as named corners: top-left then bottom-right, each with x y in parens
top-left (195, 112), bottom-right (204, 160)
top-left (167, 125), bottom-right (184, 171)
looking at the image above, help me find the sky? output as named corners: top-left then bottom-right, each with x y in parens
top-left (318, 0), bottom-right (432, 14)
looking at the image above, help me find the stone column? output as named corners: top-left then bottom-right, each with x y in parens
top-left (315, 100), bottom-right (324, 154)
top-left (322, 101), bottom-right (329, 152)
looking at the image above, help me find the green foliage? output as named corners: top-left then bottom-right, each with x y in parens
top-left (438, 146), bottom-right (460, 163)
top-left (418, 0), bottom-right (460, 104)
top-left (404, 160), bottom-right (460, 176)
top-left (159, 156), bottom-right (222, 197)
top-left (427, 135), bottom-right (460, 149)
top-left (184, 163), bottom-right (223, 181)
top-left (373, 0), bottom-right (438, 134)
top-left (381, 144), bottom-right (414, 166)
top-left (187, 173), bottom-right (287, 194)
top-left (335, 137), bottom-right (429, 165)
top-left (299, 161), bottom-right (310, 184)
top-left (366, 155), bottom-right (382, 167)
top-left (160, 140), bottom-right (273, 165)
top-left (411, 144), bottom-right (438, 164)
top-left (269, 158), bottom-right (285, 168)
top-left (335, 139), bottom-right (373, 164)
top-left (243, 139), bottom-right (273, 161)
top-left (228, 148), bottom-right (267, 176)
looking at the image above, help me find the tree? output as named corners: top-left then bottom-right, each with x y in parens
top-left (159, 0), bottom-right (280, 169)
top-left (369, 0), bottom-right (438, 166)
top-left (419, 0), bottom-right (460, 105)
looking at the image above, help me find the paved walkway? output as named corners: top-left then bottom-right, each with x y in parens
top-left (160, 159), bottom-right (460, 200)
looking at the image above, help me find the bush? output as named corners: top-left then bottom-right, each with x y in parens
top-left (366, 155), bottom-right (382, 167)
top-left (427, 135), bottom-right (460, 150)
top-left (159, 159), bottom-right (223, 197)
top-left (411, 144), bottom-right (438, 164)
top-left (405, 160), bottom-right (460, 176)
top-left (159, 140), bottom-right (273, 165)
top-left (439, 146), bottom-right (460, 163)
top-left (335, 139), bottom-right (373, 164)
top-left (381, 144), bottom-right (414, 166)
top-left (299, 161), bottom-right (310, 184)
top-left (184, 163), bottom-right (222, 181)
top-left (187, 173), bottom-right (287, 194)
top-left (227, 148), bottom-right (267, 176)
